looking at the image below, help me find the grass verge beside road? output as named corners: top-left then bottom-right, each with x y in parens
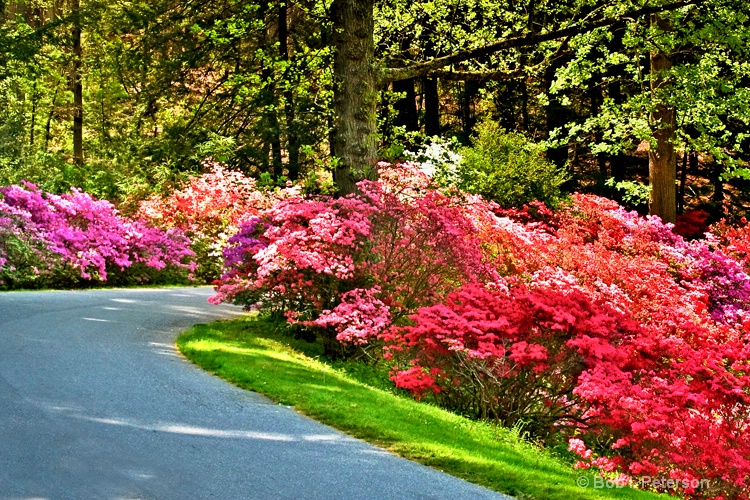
top-left (177, 315), bottom-right (663, 500)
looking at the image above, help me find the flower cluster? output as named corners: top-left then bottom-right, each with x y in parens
top-left (137, 161), bottom-right (295, 281)
top-left (0, 182), bottom-right (194, 288)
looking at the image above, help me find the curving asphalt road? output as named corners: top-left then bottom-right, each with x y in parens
top-left (0, 287), bottom-right (509, 500)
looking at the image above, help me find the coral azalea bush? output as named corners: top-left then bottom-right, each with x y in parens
top-left (210, 163), bottom-right (750, 499)
top-left (137, 161), bottom-right (295, 281)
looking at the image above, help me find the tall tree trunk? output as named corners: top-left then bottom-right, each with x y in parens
top-left (711, 160), bottom-right (724, 208)
top-left (392, 77), bottom-right (418, 132)
top-left (331, 0), bottom-right (377, 196)
top-left (544, 62), bottom-right (568, 169)
top-left (279, 0), bottom-right (300, 180)
top-left (678, 151), bottom-right (688, 214)
top-left (648, 13), bottom-right (676, 223)
top-left (30, 81), bottom-right (38, 147)
top-left (461, 80), bottom-right (479, 138)
top-left (45, 87), bottom-right (59, 151)
top-left (71, 0), bottom-right (83, 166)
top-left (259, 0), bottom-right (283, 178)
top-left (520, 78), bottom-right (529, 132)
top-left (423, 76), bottom-right (439, 136)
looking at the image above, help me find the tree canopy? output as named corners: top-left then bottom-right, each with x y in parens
top-left (1, 0), bottom-right (748, 220)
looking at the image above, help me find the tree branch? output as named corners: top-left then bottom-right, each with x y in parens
top-left (429, 35), bottom-right (573, 82)
top-left (380, 0), bottom-right (700, 83)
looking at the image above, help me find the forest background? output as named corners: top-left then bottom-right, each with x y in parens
top-left (1, 0), bottom-right (748, 222)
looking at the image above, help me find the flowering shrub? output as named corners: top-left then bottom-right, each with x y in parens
top-left (0, 182), bottom-right (194, 288)
top-left (383, 280), bottom-right (641, 436)
top-left (208, 162), bottom-right (750, 498)
top-left (404, 136), bottom-right (462, 186)
top-left (137, 161), bottom-right (293, 281)
top-left (211, 163), bottom-right (494, 355)
top-left (711, 217), bottom-right (750, 274)
top-left (675, 209), bottom-right (711, 239)
top-left (387, 193), bottom-right (750, 498)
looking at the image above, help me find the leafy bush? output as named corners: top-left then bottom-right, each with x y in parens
top-left (457, 120), bottom-right (569, 208)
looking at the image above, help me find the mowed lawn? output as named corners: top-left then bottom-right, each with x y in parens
top-left (177, 315), bottom-right (664, 500)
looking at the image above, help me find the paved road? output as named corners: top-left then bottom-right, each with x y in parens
top-left (0, 287), bottom-right (508, 500)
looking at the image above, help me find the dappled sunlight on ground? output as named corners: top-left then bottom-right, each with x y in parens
top-left (41, 404), bottom-right (360, 446)
top-left (82, 317), bottom-right (114, 323)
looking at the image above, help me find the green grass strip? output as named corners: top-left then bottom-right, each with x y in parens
top-left (177, 316), bottom-right (664, 500)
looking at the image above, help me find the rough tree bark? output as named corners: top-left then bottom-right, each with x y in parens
top-left (331, 0), bottom-right (378, 196)
top-left (648, 13), bottom-right (676, 223)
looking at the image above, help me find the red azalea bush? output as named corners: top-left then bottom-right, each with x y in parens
top-left (0, 182), bottom-right (194, 288)
top-left (382, 280), bottom-right (641, 434)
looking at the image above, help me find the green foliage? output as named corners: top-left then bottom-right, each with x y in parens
top-left (605, 178), bottom-right (651, 208)
top-left (550, 0), bottom-right (750, 178)
top-left (458, 121), bottom-right (569, 208)
top-left (300, 168), bottom-right (335, 196)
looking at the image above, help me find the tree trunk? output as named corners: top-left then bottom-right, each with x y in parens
top-left (259, 0), bottom-right (283, 178)
top-left (648, 14), bottom-right (676, 224)
top-left (45, 87), bottom-right (59, 151)
top-left (30, 81), bottom-right (38, 147)
top-left (423, 76), bottom-right (440, 136)
top-left (331, 0), bottom-right (377, 196)
top-left (279, 0), bottom-right (300, 180)
top-left (71, 0), bottom-right (83, 166)
top-left (711, 160), bottom-right (724, 207)
top-left (392, 77), bottom-right (418, 132)
top-left (677, 151), bottom-right (688, 214)
top-left (544, 62), bottom-right (568, 169)
top-left (520, 78), bottom-right (529, 132)
top-left (461, 80), bottom-right (479, 138)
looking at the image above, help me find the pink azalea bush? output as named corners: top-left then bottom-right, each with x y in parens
top-left (211, 163), bottom-right (494, 355)
top-left (0, 182), bottom-right (194, 288)
top-left (209, 163), bottom-right (750, 498)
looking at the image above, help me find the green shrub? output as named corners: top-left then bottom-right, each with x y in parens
top-left (458, 120), bottom-right (569, 208)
